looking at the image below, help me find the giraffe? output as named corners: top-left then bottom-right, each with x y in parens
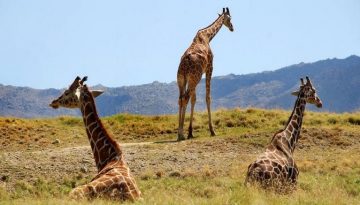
top-left (177, 7), bottom-right (234, 141)
top-left (245, 77), bottom-right (322, 193)
top-left (49, 76), bottom-right (141, 201)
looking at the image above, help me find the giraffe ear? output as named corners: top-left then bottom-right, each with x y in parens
top-left (91, 90), bottom-right (104, 98)
top-left (69, 76), bottom-right (81, 90)
top-left (80, 76), bottom-right (88, 85)
top-left (291, 91), bottom-right (299, 96)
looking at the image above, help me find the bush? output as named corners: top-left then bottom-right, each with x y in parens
top-left (348, 117), bottom-right (360, 125)
top-left (60, 117), bottom-right (82, 126)
top-left (328, 118), bottom-right (338, 124)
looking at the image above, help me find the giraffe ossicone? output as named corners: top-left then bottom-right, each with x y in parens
top-left (177, 7), bottom-right (234, 141)
top-left (50, 76), bottom-right (141, 201)
top-left (245, 76), bottom-right (322, 193)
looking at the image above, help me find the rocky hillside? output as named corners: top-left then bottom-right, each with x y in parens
top-left (0, 55), bottom-right (359, 117)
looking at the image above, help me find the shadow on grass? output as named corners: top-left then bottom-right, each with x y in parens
top-left (154, 140), bottom-right (179, 144)
top-left (154, 136), bottom-right (199, 144)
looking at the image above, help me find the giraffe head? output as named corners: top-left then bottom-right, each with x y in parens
top-left (49, 76), bottom-right (103, 109)
top-left (291, 76), bottom-right (322, 108)
top-left (221, 7), bottom-right (234, 32)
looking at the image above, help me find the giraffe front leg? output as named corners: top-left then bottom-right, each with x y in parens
top-left (69, 184), bottom-right (95, 199)
top-left (206, 71), bottom-right (216, 136)
top-left (104, 175), bottom-right (141, 201)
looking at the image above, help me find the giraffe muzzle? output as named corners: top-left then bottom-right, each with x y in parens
top-left (49, 101), bottom-right (59, 109)
top-left (316, 100), bottom-right (323, 108)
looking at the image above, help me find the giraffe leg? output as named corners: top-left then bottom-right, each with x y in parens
top-left (177, 76), bottom-right (187, 141)
top-left (187, 90), bottom-right (196, 139)
top-left (177, 96), bottom-right (185, 141)
top-left (69, 183), bottom-right (96, 199)
top-left (178, 91), bottom-right (190, 141)
top-left (179, 90), bottom-right (190, 138)
top-left (69, 173), bottom-right (140, 201)
top-left (206, 70), bottom-right (216, 136)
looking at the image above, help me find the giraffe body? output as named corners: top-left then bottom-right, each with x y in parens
top-left (50, 76), bottom-right (141, 201)
top-left (177, 8), bottom-right (233, 141)
top-left (245, 77), bottom-right (322, 193)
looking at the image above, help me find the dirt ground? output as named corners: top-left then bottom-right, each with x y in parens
top-left (0, 137), bottom-right (264, 188)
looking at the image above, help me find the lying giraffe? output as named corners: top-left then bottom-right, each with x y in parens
top-left (177, 8), bottom-right (234, 141)
top-left (245, 77), bottom-right (322, 192)
top-left (50, 76), bottom-right (141, 201)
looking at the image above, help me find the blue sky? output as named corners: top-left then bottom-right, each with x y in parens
top-left (0, 0), bottom-right (359, 89)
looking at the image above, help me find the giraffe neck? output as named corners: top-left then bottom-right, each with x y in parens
top-left (80, 88), bottom-right (123, 172)
top-left (194, 14), bottom-right (224, 43)
top-left (283, 93), bottom-right (306, 153)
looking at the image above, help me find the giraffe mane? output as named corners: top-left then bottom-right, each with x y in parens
top-left (197, 12), bottom-right (224, 33)
top-left (270, 129), bottom-right (283, 142)
top-left (82, 85), bottom-right (123, 155)
top-left (271, 88), bottom-right (303, 143)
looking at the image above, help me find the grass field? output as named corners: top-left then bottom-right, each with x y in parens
top-left (1, 108), bottom-right (360, 204)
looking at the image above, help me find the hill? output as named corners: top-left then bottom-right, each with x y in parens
top-left (0, 55), bottom-right (359, 117)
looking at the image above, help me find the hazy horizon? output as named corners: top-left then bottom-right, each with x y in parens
top-left (0, 54), bottom-right (357, 89)
top-left (1, 0), bottom-right (359, 89)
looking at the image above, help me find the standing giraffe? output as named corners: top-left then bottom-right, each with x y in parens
top-left (49, 76), bottom-right (141, 201)
top-left (245, 77), bottom-right (322, 192)
top-left (177, 7), bottom-right (234, 141)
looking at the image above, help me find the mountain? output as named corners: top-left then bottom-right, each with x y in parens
top-left (1, 55), bottom-right (359, 118)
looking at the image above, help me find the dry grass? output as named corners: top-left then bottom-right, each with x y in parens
top-left (0, 108), bottom-right (360, 204)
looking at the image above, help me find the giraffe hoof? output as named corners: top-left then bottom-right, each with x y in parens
top-left (210, 131), bottom-right (216, 136)
top-left (187, 134), bottom-right (194, 139)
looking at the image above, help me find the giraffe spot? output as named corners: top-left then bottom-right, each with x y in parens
top-left (291, 121), bottom-right (299, 129)
top-left (288, 124), bottom-right (294, 132)
top-left (293, 115), bottom-right (298, 121)
top-left (264, 171), bottom-right (271, 180)
top-left (273, 167), bottom-right (281, 174)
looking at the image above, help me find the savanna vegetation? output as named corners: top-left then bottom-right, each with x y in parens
top-left (0, 108), bottom-right (360, 204)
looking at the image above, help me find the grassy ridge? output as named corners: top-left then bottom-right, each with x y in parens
top-left (1, 108), bottom-right (360, 204)
top-left (1, 108), bottom-right (360, 151)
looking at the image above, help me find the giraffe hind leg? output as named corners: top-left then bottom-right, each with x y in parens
top-left (177, 76), bottom-right (186, 141)
top-left (179, 90), bottom-right (190, 139)
top-left (187, 90), bottom-right (196, 139)
top-left (177, 76), bottom-right (187, 141)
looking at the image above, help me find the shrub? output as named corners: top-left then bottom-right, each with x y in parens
top-left (225, 120), bottom-right (235, 127)
top-left (60, 117), bottom-right (82, 126)
top-left (114, 114), bottom-right (126, 123)
top-left (328, 118), bottom-right (338, 124)
top-left (348, 117), bottom-right (360, 125)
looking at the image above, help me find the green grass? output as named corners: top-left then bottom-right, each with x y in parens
top-left (1, 171), bottom-right (359, 205)
top-left (1, 108), bottom-right (360, 204)
top-left (1, 108), bottom-right (359, 151)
